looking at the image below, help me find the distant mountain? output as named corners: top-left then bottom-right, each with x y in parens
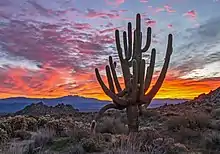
top-left (0, 95), bottom-right (110, 113)
top-left (0, 95), bottom-right (188, 114)
top-left (15, 102), bottom-right (79, 116)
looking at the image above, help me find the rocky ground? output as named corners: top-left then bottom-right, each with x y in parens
top-left (0, 87), bottom-right (220, 154)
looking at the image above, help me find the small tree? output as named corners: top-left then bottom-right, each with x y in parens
top-left (91, 13), bottom-right (173, 133)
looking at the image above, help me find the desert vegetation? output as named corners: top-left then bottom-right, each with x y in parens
top-left (0, 87), bottom-right (220, 154)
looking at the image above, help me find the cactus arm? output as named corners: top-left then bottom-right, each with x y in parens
top-left (141, 34), bottom-right (173, 104)
top-left (106, 65), bottom-right (115, 93)
top-left (94, 104), bottom-right (117, 121)
top-left (127, 22), bottom-right (132, 60)
top-left (90, 103), bottom-right (118, 133)
top-left (144, 48), bottom-right (156, 93)
top-left (115, 30), bottom-right (131, 88)
top-left (109, 56), bottom-right (122, 92)
top-left (136, 14), bottom-right (141, 56)
top-left (117, 88), bottom-right (128, 97)
top-left (95, 68), bottom-right (128, 106)
top-left (123, 31), bottom-right (128, 55)
top-left (142, 27), bottom-right (152, 52)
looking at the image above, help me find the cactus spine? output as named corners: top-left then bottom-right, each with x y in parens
top-left (92, 13), bottom-right (173, 133)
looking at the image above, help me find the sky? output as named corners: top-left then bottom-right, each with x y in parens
top-left (0, 0), bottom-right (220, 100)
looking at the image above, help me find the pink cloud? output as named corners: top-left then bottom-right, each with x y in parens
top-left (155, 8), bottom-right (165, 13)
top-left (72, 23), bottom-right (92, 30)
top-left (145, 19), bottom-right (156, 27)
top-left (105, 0), bottom-right (125, 6)
top-left (154, 5), bottom-right (176, 13)
top-left (99, 27), bottom-right (122, 34)
top-left (85, 9), bottom-right (120, 19)
top-left (168, 24), bottom-right (173, 28)
top-left (140, 0), bottom-right (148, 3)
top-left (164, 5), bottom-right (176, 13)
top-left (183, 10), bottom-right (197, 19)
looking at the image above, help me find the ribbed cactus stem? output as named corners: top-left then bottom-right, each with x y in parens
top-left (127, 22), bottom-right (132, 60)
top-left (95, 68), bottom-right (128, 106)
top-left (109, 56), bottom-right (122, 92)
top-left (106, 65), bottom-right (115, 93)
top-left (142, 27), bottom-right (152, 52)
top-left (144, 48), bottom-right (156, 93)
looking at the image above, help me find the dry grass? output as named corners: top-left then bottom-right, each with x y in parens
top-left (96, 117), bottom-right (128, 134)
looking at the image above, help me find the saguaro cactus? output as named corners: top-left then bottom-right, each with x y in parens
top-left (91, 13), bottom-right (173, 133)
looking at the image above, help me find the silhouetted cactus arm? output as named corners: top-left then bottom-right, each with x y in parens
top-left (136, 14), bottom-right (141, 55)
top-left (117, 89), bottom-right (128, 97)
top-left (144, 48), bottom-right (156, 93)
top-left (123, 31), bottom-right (128, 54)
top-left (109, 56), bottom-right (122, 92)
top-left (127, 22), bottom-right (132, 60)
top-left (95, 68), bottom-right (128, 106)
top-left (142, 27), bottom-right (152, 52)
top-left (106, 65), bottom-right (115, 93)
top-left (95, 103), bottom-right (117, 120)
top-left (115, 30), bottom-right (131, 87)
top-left (91, 103), bottom-right (117, 133)
top-left (141, 34), bottom-right (173, 103)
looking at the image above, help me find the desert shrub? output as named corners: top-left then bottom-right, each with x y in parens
top-left (142, 109), bottom-right (160, 118)
top-left (25, 117), bottom-right (38, 131)
top-left (186, 112), bottom-right (210, 129)
top-left (14, 130), bottom-right (32, 140)
top-left (111, 130), bottom-right (179, 153)
top-left (32, 128), bottom-right (55, 149)
top-left (175, 126), bottom-right (201, 144)
top-left (69, 144), bottom-right (85, 154)
top-left (0, 128), bottom-right (8, 144)
top-left (167, 116), bottom-right (188, 131)
top-left (80, 138), bottom-right (103, 153)
top-left (209, 120), bottom-right (220, 130)
top-left (7, 116), bottom-right (28, 133)
top-left (37, 116), bottom-right (50, 128)
top-left (212, 108), bottom-right (220, 119)
top-left (45, 118), bottom-right (75, 137)
top-left (0, 121), bottom-right (12, 137)
top-left (49, 137), bottom-right (74, 151)
top-left (203, 132), bottom-right (220, 152)
top-left (167, 112), bottom-right (211, 131)
top-left (97, 117), bottom-right (128, 134)
top-left (5, 142), bottom-right (29, 154)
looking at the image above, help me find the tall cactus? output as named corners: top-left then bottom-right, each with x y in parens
top-left (91, 13), bottom-right (173, 133)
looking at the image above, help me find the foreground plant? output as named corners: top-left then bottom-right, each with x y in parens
top-left (91, 13), bottom-right (173, 133)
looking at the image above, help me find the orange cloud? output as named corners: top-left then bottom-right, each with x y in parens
top-left (0, 67), bottom-right (219, 101)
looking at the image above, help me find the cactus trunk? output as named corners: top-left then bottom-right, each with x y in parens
top-left (126, 105), bottom-right (139, 132)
